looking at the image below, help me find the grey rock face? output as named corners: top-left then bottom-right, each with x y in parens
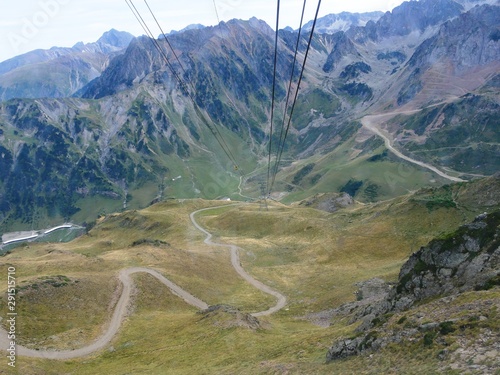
top-left (302, 11), bottom-right (384, 34)
top-left (414, 4), bottom-right (500, 73)
top-left (326, 338), bottom-right (363, 360)
top-left (0, 29), bottom-right (134, 100)
top-left (348, 0), bottom-right (464, 43)
top-left (395, 3), bottom-right (500, 105)
top-left (326, 211), bottom-right (500, 362)
top-left (395, 211), bottom-right (500, 307)
top-left (322, 32), bottom-right (360, 73)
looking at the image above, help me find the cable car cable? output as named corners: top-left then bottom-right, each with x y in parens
top-left (270, 0), bottom-right (307, 191)
top-left (269, 0), bottom-right (322, 194)
top-left (266, 0), bottom-right (281, 196)
top-left (126, 0), bottom-right (242, 173)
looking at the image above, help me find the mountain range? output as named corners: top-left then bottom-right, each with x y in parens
top-left (0, 0), bottom-right (499, 232)
top-left (0, 1), bottom-right (499, 373)
top-left (301, 11), bottom-right (384, 33)
top-left (0, 29), bottom-right (134, 101)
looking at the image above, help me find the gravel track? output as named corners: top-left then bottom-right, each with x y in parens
top-left (361, 112), bottom-right (465, 183)
top-left (190, 205), bottom-right (287, 317)
top-left (0, 204), bottom-right (286, 359)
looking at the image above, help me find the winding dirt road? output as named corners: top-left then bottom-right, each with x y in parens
top-left (361, 113), bottom-right (465, 183)
top-left (0, 267), bottom-right (208, 360)
top-left (190, 206), bottom-right (287, 317)
top-left (0, 205), bottom-right (286, 359)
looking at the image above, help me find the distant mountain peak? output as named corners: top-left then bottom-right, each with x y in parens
top-left (0, 28), bottom-right (135, 101)
top-left (301, 11), bottom-right (384, 34)
top-left (455, 0), bottom-right (500, 10)
top-left (97, 29), bottom-right (135, 48)
top-left (167, 24), bottom-right (205, 36)
top-left (348, 0), bottom-right (465, 42)
top-left (71, 29), bottom-right (135, 51)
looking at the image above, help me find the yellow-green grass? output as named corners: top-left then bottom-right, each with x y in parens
top-left (274, 134), bottom-right (451, 204)
top-left (0, 273), bottom-right (118, 350)
top-left (196, 198), bottom-right (472, 315)
top-left (0, 189), bottom-right (498, 374)
top-left (0, 201), bottom-right (275, 350)
top-left (12, 286), bottom-right (500, 375)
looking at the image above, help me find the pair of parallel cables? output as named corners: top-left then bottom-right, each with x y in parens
top-left (125, 0), bottom-right (242, 174)
top-left (266, 0), bottom-right (322, 197)
top-left (125, 0), bottom-right (322, 187)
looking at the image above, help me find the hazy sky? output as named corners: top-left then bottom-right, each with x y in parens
top-left (0, 0), bottom-right (405, 63)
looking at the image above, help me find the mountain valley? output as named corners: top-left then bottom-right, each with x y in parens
top-left (0, 0), bottom-right (499, 373)
top-left (0, 0), bottom-right (498, 231)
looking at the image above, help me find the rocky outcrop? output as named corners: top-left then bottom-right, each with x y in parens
top-left (326, 210), bottom-right (500, 362)
top-left (393, 211), bottom-right (500, 310)
top-left (408, 4), bottom-right (500, 74)
top-left (198, 305), bottom-right (263, 330)
top-left (298, 192), bottom-right (354, 213)
top-left (327, 293), bottom-right (500, 371)
top-left (322, 32), bottom-right (360, 73)
top-left (397, 4), bottom-right (500, 104)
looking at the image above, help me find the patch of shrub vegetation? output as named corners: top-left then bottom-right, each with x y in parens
top-left (397, 272), bottom-right (413, 294)
top-left (363, 183), bottom-right (380, 202)
top-left (131, 238), bottom-right (170, 247)
top-left (397, 316), bottom-right (407, 325)
top-left (18, 275), bottom-right (73, 291)
top-left (489, 29), bottom-right (500, 42)
top-left (83, 220), bottom-right (97, 232)
top-left (439, 321), bottom-right (456, 335)
top-left (425, 199), bottom-right (457, 211)
top-left (476, 275), bottom-right (500, 291)
top-left (340, 82), bottom-right (373, 101)
top-left (340, 62), bottom-right (372, 80)
top-left (377, 51), bottom-right (407, 63)
top-left (468, 316), bottom-right (480, 323)
top-left (373, 313), bottom-right (394, 327)
top-left (413, 259), bottom-right (429, 274)
top-left (340, 179), bottom-right (364, 197)
top-left (292, 164), bottom-right (316, 186)
top-left (310, 173), bottom-right (323, 185)
top-left (423, 331), bottom-right (436, 347)
top-left (367, 150), bottom-right (388, 162)
top-left (415, 185), bottom-right (457, 211)
top-left (358, 331), bottom-right (378, 350)
top-left (356, 290), bottom-right (364, 301)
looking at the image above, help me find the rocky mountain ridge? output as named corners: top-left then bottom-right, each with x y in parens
top-left (0, 29), bottom-right (134, 100)
top-left (326, 208), bottom-right (500, 367)
top-left (0, 1), bottom-right (498, 230)
top-left (301, 11), bottom-right (384, 34)
top-left (395, 4), bottom-right (500, 105)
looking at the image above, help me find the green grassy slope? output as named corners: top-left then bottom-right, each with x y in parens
top-left (0, 176), bottom-right (498, 374)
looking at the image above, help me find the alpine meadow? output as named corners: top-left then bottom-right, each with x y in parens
top-left (0, 0), bottom-right (499, 374)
